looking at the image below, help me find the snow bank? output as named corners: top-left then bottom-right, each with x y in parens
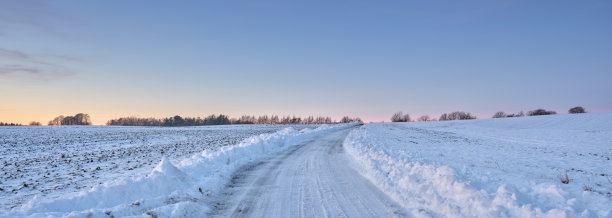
top-left (5, 123), bottom-right (357, 217)
top-left (0, 124), bottom-right (293, 210)
top-left (344, 113), bottom-right (612, 218)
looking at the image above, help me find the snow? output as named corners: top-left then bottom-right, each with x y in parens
top-left (343, 113), bottom-right (612, 217)
top-left (3, 113), bottom-right (611, 217)
top-left (2, 123), bottom-right (354, 217)
top-left (0, 125), bottom-right (313, 211)
top-left (208, 125), bottom-right (406, 217)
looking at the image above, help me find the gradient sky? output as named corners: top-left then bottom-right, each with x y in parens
top-left (1, 0), bottom-right (611, 124)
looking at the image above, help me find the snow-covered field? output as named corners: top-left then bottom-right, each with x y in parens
top-left (344, 113), bottom-right (612, 217)
top-left (0, 124), bottom-right (317, 213)
top-left (1, 123), bottom-right (355, 217)
top-left (2, 113), bottom-right (611, 217)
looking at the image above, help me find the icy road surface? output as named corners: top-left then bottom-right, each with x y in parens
top-left (210, 126), bottom-right (407, 218)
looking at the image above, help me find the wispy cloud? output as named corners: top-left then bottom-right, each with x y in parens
top-left (0, 1), bottom-right (78, 38)
top-left (0, 48), bottom-right (30, 59)
top-left (0, 2), bottom-right (84, 82)
top-left (0, 48), bottom-right (76, 81)
top-left (0, 65), bottom-right (42, 75)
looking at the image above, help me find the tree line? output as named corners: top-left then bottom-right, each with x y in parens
top-left (29, 121), bottom-right (42, 126)
top-left (7, 106), bottom-right (589, 126)
top-left (492, 106), bottom-right (585, 118)
top-left (391, 111), bottom-right (476, 122)
top-left (391, 106), bottom-right (587, 122)
top-left (106, 115), bottom-right (231, 126)
top-left (0, 122), bottom-right (41, 126)
top-left (0, 122), bottom-right (23, 126)
top-left (48, 113), bottom-right (92, 125)
top-left (106, 114), bottom-right (361, 126)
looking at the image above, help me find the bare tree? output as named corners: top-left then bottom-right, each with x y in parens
top-left (403, 114), bottom-right (411, 122)
top-left (325, 117), bottom-right (332, 123)
top-left (418, 115), bottom-right (431, 122)
top-left (450, 111), bottom-right (475, 120)
top-left (391, 112), bottom-right (410, 122)
top-left (257, 115), bottom-right (270, 124)
top-left (74, 113), bottom-right (92, 125)
top-left (48, 115), bottom-right (64, 125)
top-left (391, 112), bottom-right (402, 122)
top-left (315, 116), bottom-right (327, 124)
top-left (439, 113), bottom-right (449, 121)
top-left (439, 111), bottom-right (475, 121)
top-left (340, 116), bottom-right (362, 123)
top-left (270, 115), bottom-right (279, 124)
top-left (492, 111), bottom-right (506, 118)
top-left (303, 116), bottom-right (314, 124)
top-left (48, 113), bottom-right (91, 125)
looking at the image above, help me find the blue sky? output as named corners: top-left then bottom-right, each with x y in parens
top-left (1, 0), bottom-right (611, 124)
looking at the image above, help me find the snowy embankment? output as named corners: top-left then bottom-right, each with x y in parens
top-left (344, 113), bottom-right (612, 217)
top-left (5, 123), bottom-right (356, 217)
top-left (0, 125), bottom-right (294, 210)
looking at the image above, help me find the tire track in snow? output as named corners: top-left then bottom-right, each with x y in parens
top-left (208, 127), bottom-right (408, 218)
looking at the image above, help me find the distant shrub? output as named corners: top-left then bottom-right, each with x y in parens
top-left (527, 109), bottom-right (557, 116)
top-left (558, 171), bottom-right (570, 184)
top-left (492, 111), bottom-right (506, 118)
top-left (418, 115), bottom-right (431, 122)
top-left (494, 111), bottom-right (526, 118)
top-left (439, 111), bottom-right (476, 121)
top-left (29, 121), bottom-right (42, 126)
top-left (568, 106), bottom-right (586, 114)
top-left (391, 112), bottom-right (411, 122)
top-left (506, 111), bottom-right (525, 117)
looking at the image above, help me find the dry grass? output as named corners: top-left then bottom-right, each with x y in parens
top-left (558, 171), bottom-right (570, 184)
top-left (583, 184), bottom-right (593, 192)
top-left (145, 211), bottom-right (158, 218)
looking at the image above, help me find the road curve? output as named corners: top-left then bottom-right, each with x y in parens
top-left (209, 127), bottom-right (408, 218)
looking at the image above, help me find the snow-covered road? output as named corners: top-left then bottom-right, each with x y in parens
top-left (209, 127), bottom-right (407, 218)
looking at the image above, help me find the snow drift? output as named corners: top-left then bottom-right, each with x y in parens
top-left (0, 124), bottom-right (291, 210)
top-left (5, 123), bottom-right (357, 217)
top-left (343, 113), bottom-right (612, 218)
